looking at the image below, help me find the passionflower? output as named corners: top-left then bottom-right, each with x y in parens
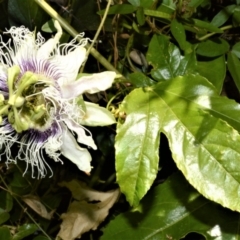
top-left (0, 21), bottom-right (116, 178)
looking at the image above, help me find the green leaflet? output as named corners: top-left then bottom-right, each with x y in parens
top-left (128, 0), bottom-right (155, 8)
top-left (116, 74), bottom-right (240, 210)
top-left (227, 52), bottom-right (240, 93)
top-left (211, 5), bottom-right (236, 27)
top-left (128, 72), bottom-right (156, 87)
top-left (102, 172), bottom-right (240, 240)
top-left (146, 34), bottom-right (196, 81)
top-left (232, 42), bottom-right (240, 58)
top-left (196, 38), bottom-right (230, 57)
top-left (12, 224), bottom-right (38, 240)
top-left (0, 227), bottom-right (12, 240)
top-left (197, 55), bottom-right (226, 94)
top-left (170, 19), bottom-right (191, 52)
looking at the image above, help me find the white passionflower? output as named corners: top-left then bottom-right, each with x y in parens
top-left (0, 21), bottom-right (116, 178)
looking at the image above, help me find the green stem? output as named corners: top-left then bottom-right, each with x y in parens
top-left (0, 105), bottom-right (9, 115)
top-left (34, 0), bottom-right (121, 74)
top-left (197, 24), bottom-right (233, 41)
top-left (7, 65), bottom-right (20, 98)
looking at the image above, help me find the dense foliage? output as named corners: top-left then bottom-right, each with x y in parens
top-left (0, 0), bottom-right (240, 239)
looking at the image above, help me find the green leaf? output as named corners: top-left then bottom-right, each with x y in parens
top-left (115, 92), bottom-right (161, 206)
top-left (41, 19), bottom-right (56, 33)
top-left (12, 224), bottom-right (38, 240)
top-left (10, 170), bottom-right (31, 195)
top-left (98, 4), bottom-right (137, 15)
top-left (232, 42), bottom-right (240, 58)
top-left (116, 74), bottom-right (240, 210)
top-left (0, 209), bottom-right (10, 225)
top-left (0, 227), bottom-right (12, 240)
top-left (33, 236), bottom-right (49, 240)
top-left (233, 6), bottom-right (240, 27)
top-left (170, 19), bottom-right (191, 51)
top-left (157, 1), bottom-right (176, 15)
top-left (147, 34), bottom-right (196, 81)
top-left (188, 0), bottom-right (206, 8)
top-left (5, 193), bottom-right (13, 213)
top-left (136, 7), bottom-right (145, 26)
top-left (227, 51), bottom-right (240, 92)
top-left (128, 72), bottom-right (156, 87)
top-left (143, 9), bottom-right (172, 19)
top-left (211, 5), bottom-right (236, 27)
top-left (0, 191), bottom-right (13, 213)
top-left (197, 55), bottom-right (226, 94)
top-left (196, 38), bottom-right (229, 57)
top-left (128, 0), bottom-right (155, 7)
top-left (8, 0), bottom-right (49, 30)
top-left (101, 172), bottom-right (240, 240)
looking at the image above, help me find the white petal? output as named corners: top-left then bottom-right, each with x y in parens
top-left (61, 71), bottom-right (116, 99)
top-left (37, 21), bottom-right (62, 59)
top-left (53, 47), bottom-right (86, 85)
top-left (64, 118), bottom-right (97, 150)
top-left (0, 63), bottom-right (7, 78)
top-left (80, 102), bottom-right (116, 126)
top-left (61, 125), bottom-right (92, 174)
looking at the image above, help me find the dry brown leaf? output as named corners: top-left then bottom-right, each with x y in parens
top-left (58, 180), bottom-right (120, 240)
top-left (59, 179), bottom-right (119, 202)
top-left (22, 195), bottom-right (52, 220)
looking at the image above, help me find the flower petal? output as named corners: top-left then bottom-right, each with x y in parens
top-left (61, 71), bottom-right (116, 99)
top-left (0, 64), bottom-right (7, 75)
top-left (80, 101), bottom-right (116, 126)
top-left (37, 20), bottom-right (62, 59)
top-left (53, 47), bottom-right (86, 85)
top-left (64, 118), bottom-right (97, 149)
top-left (61, 125), bottom-right (92, 174)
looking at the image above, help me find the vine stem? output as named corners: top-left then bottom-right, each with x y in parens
top-left (197, 25), bottom-right (233, 41)
top-left (85, 0), bottom-right (112, 58)
top-left (34, 0), bottom-right (121, 74)
top-left (81, 0), bottom-right (113, 72)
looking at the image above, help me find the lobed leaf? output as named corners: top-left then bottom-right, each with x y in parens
top-left (115, 91), bottom-right (161, 206)
top-left (116, 74), bottom-right (240, 210)
top-left (102, 172), bottom-right (240, 240)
